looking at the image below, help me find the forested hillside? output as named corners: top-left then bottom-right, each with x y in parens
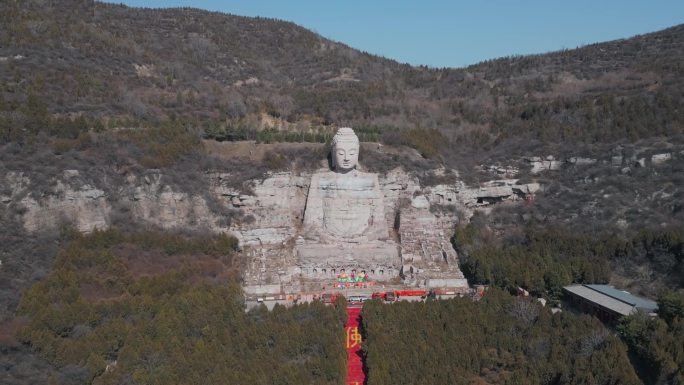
top-left (361, 291), bottom-right (684, 385)
top-left (5, 228), bottom-right (346, 384)
top-left (452, 223), bottom-right (684, 298)
top-left (1, 0), bottom-right (682, 158)
top-left (1, 1), bottom-right (683, 384)
top-left (361, 291), bottom-right (641, 385)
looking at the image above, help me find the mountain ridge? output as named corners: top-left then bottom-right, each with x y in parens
top-left (1, 1), bottom-right (682, 158)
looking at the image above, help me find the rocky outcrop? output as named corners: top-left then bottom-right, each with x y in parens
top-left (525, 156), bottom-right (562, 174)
top-left (220, 172), bottom-right (309, 246)
top-left (568, 157), bottom-right (598, 166)
top-left (9, 171), bottom-right (111, 233)
top-left (5, 163), bottom-right (545, 297)
top-left (126, 172), bottom-right (217, 231)
top-left (425, 179), bottom-right (540, 211)
top-left (399, 195), bottom-right (468, 289)
top-left (379, 168), bottom-right (421, 228)
top-left (521, 149), bottom-right (679, 174)
top-left (3, 170), bottom-right (312, 239)
top-left (4, 164), bottom-right (549, 246)
top-left (651, 153), bottom-right (672, 165)
top-left (13, 145), bottom-right (678, 238)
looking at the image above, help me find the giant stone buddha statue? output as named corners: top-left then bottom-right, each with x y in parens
top-left (297, 127), bottom-right (399, 278)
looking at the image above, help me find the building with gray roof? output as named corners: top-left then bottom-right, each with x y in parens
top-left (563, 284), bottom-right (658, 324)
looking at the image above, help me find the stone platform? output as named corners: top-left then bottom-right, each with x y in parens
top-left (296, 240), bottom-right (400, 279)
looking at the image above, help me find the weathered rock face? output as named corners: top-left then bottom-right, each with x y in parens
top-left (126, 172), bottom-right (217, 231)
top-left (5, 170), bottom-right (224, 234)
top-left (9, 171), bottom-right (111, 233)
top-left (219, 172), bottom-right (309, 246)
top-left (651, 153), bottom-right (672, 165)
top-left (519, 148), bottom-right (679, 175)
top-left (458, 180), bottom-right (541, 206)
top-left (379, 167), bottom-right (421, 227)
top-left (11, 139), bottom-right (593, 297)
top-left (9, 147), bottom-right (676, 239)
top-left (526, 156), bottom-right (563, 174)
top-left (3, 169), bottom-right (311, 239)
top-left (399, 195), bottom-right (468, 288)
top-left (568, 157), bottom-right (598, 166)
top-left (7, 160), bottom-right (549, 298)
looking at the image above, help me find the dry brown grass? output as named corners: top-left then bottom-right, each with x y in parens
top-left (202, 139), bottom-right (323, 162)
top-left (0, 317), bottom-right (27, 347)
top-left (113, 243), bottom-right (237, 283)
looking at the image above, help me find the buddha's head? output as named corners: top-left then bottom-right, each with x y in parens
top-left (331, 127), bottom-right (359, 172)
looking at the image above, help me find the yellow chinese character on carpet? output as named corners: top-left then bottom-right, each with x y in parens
top-left (346, 326), bottom-right (362, 348)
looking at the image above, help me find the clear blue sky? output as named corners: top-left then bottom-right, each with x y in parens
top-left (108, 0), bottom-right (684, 68)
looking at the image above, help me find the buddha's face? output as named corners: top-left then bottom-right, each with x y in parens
top-left (334, 141), bottom-right (359, 171)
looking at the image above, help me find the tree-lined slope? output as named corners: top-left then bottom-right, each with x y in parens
top-left (362, 291), bottom-right (640, 385)
top-left (12, 229), bottom-right (346, 384)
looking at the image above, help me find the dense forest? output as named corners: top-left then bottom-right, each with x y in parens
top-left (448, 219), bottom-right (684, 384)
top-left (7, 226), bottom-right (683, 385)
top-left (452, 221), bottom-right (684, 299)
top-left (618, 291), bottom-right (684, 384)
top-left (8, 228), bottom-right (346, 384)
top-left (361, 291), bottom-right (684, 385)
top-left (361, 290), bottom-right (641, 385)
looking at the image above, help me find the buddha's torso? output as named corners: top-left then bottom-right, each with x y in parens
top-left (304, 170), bottom-right (388, 242)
